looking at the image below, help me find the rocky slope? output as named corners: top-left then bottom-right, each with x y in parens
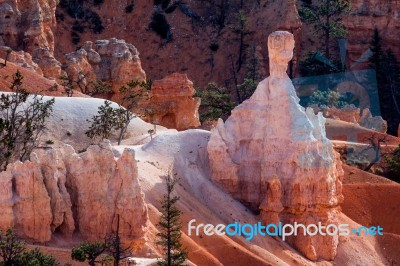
top-left (54, 0), bottom-right (302, 88)
top-left (2, 1), bottom-right (399, 88)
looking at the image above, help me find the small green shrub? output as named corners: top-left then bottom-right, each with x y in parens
top-left (308, 89), bottom-right (351, 108)
top-left (209, 43), bottom-right (219, 52)
top-left (71, 31), bottom-right (80, 45)
top-left (385, 145), bottom-right (400, 182)
top-left (125, 4), bottom-right (134, 13)
top-left (93, 0), bottom-right (104, 6)
top-left (197, 82), bottom-right (235, 122)
top-left (149, 11), bottom-right (172, 40)
top-left (72, 21), bottom-right (85, 33)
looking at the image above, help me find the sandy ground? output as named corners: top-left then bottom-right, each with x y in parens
top-left (114, 129), bottom-right (400, 266)
top-left (0, 62), bottom-right (85, 97)
top-left (341, 164), bottom-right (400, 265)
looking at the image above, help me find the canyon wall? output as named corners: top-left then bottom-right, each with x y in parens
top-left (0, 0), bottom-right (61, 79)
top-left (0, 141), bottom-right (148, 243)
top-left (344, 0), bottom-right (400, 65)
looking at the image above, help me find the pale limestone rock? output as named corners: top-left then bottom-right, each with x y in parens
top-left (207, 31), bottom-right (344, 261)
top-left (359, 108), bottom-right (387, 133)
top-left (313, 104), bottom-right (361, 124)
top-left (311, 104), bottom-right (388, 133)
top-left (0, 142), bottom-right (148, 243)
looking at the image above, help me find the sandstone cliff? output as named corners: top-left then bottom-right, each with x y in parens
top-left (344, 0), bottom-right (400, 65)
top-left (0, 0), bottom-right (61, 79)
top-left (0, 141), bottom-right (148, 243)
top-left (207, 31), bottom-right (344, 261)
top-left (63, 38), bottom-right (146, 100)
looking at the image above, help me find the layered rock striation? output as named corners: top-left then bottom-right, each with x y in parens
top-left (207, 31), bottom-right (344, 261)
top-left (0, 141), bottom-right (148, 243)
top-left (148, 73), bottom-right (201, 131)
top-left (0, 0), bottom-right (61, 79)
top-left (64, 38), bottom-right (146, 100)
top-left (344, 0), bottom-right (400, 64)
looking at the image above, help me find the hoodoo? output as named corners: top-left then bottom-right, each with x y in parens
top-left (207, 31), bottom-right (344, 261)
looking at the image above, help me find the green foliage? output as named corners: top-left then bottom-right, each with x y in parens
top-left (86, 80), bottom-right (151, 144)
top-left (229, 10), bottom-right (251, 71)
top-left (209, 43), bottom-right (219, 52)
top-left (308, 89), bottom-right (350, 108)
top-left (299, 51), bottom-right (343, 76)
top-left (149, 11), bottom-right (172, 40)
top-left (197, 82), bottom-right (235, 122)
top-left (0, 71), bottom-right (55, 171)
top-left (59, 72), bottom-right (111, 97)
top-left (59, 0), bottom-right (104, 44)
top-left (125, 4), bottom-right (134, 13)
top-left (71, 242), bottom-right (109, 266)
top-left (385, 145), bottom-right (400, 182)
top-left (236, 45), bottom-right (263, 102)
top-left (85, 100), bottom-right (122, 141)
top-left (116, 79), bottom-right (152, 144)
top-left (299, 0), bottom-right (350, 57)
top-left (0, 229), bottom-right (61, 266)
top-left (16, 248), bottom-right (60, 266)
top-left (369, 29), bottom-right (400, 135)
top-left (0, 228), bottom-right (26, 265)
top-left (237, 78), bottom-right (258, 103)
top-left (156, 173), bottom-right (188, 266)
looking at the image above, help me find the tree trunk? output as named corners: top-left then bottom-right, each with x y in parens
top-left (230, 55), bottom-right (240, 104)
top-left (5, 53), bottom-right (10, 66)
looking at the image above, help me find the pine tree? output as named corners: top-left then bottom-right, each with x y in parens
top-left (106, 215), bottom-right (132, 266)
top-left (4, 48), bottom-right (12, 67)
top-left (369, 29), bottom-right (400, 135)
top-left (196, 82), bottom-right (235, 122)
top-left (85, 100), bottom-right (120, 141)
top-left (299, 0), bottom-right (350, 58)
top-left (71, 241), bottom-right (110, 266)
top-left (156, 173), bottom-right (187, 266)
top-left (0, 228), bottom-right (26, 265)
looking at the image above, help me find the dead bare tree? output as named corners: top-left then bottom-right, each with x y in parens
top-left (359, 133), bottom-right (390, 172)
